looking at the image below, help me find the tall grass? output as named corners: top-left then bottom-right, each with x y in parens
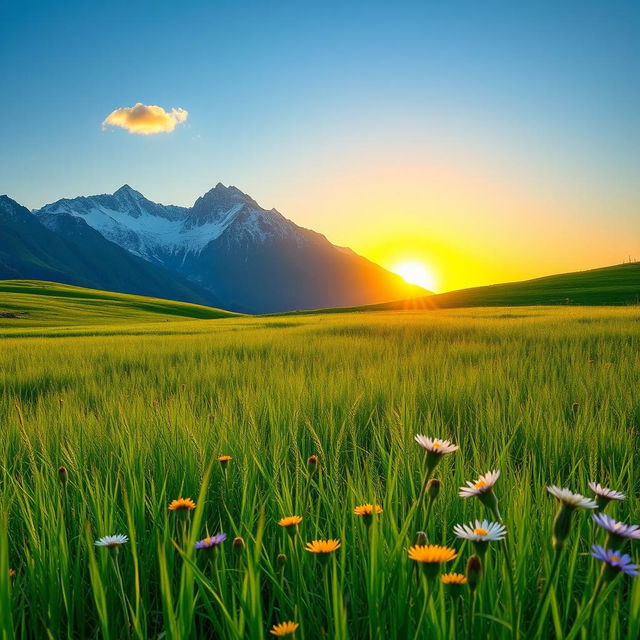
top-left (0, 307), bottom-right (638, 638)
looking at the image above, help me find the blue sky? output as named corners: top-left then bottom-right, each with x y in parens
top-left (1, 0), bottom-right (638, 290)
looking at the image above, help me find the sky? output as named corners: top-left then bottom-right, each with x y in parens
top-left (1, 0), bottom-right (638, 292)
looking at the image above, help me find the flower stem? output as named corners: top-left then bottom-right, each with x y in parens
top-left (528, 547), bottom-right (563, 639)
top-left (586, 572), bottom-right (605, 638)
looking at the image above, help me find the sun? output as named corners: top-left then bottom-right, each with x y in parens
top-left (391, 260), bottom-right (437, 292)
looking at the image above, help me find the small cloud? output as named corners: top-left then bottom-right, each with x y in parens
top-left (103, 103), bottom-right (188, 135)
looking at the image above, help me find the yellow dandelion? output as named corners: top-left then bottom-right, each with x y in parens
top-left (270, 621), bottom-right (299, 636)
top-left (168, 497), bottom-right (196, 512)
top-left (408, 544), bottom-right (458, 563)
top-left (305, 539), bottom-right (341, 554)
top-left (278, 515), bottom-right (303, 527)
top-left (354, 504), bottom-right (383, 516)
top-left (218, 455), bottom-right (232, 462)
top-left (441, 572), bottom-right (467, 585)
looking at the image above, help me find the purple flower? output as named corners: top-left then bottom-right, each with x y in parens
top-left (194, 533), bottom-right (227, 550)
top-left (593, 513), bottom-right (640, 540)
top-left (591, 545), bottom-right (639, 577)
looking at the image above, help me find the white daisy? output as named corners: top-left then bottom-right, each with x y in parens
top-left (94, 534), bottom-right (129, 548)
top-left (547, 486), bottom-right (597, 509)
top-left (414, 435), bottom-right (459, 455)
top-left (459, 470), bottom-right (500, 498)
top-left (588, 482), bottom-right (625, 503)
top-left (453, 520), bottom-right (506, 542)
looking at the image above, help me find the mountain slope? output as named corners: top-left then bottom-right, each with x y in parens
top-left (0, 195), bottom-right (223, 306)
top-left (36, 184), bottom-right (425, 312)
top-left (355, 262), bottom-right (640, 311)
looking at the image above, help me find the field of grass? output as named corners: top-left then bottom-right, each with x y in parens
top-left (0, 304), bottom-right (639, 639)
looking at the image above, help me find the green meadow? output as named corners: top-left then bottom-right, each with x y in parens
top-left (0, 291), bottom-right (639, 638)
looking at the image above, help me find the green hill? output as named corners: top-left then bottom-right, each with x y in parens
top-left (0, 280), bottom-right (239, 330)
top-left (281, 262), bottom-right (640, 315)
top-left (374, 262), bottom-right (640, 310)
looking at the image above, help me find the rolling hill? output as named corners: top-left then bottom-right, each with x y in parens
top-left (370, 262), bottom-right (640, 311)
top-left (0, 280), bottom-right (238, 331)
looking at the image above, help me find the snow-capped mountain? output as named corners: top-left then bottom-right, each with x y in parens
top-left (32, 184), bottom-right (426, 313)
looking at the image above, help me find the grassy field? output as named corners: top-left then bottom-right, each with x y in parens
top-left (0, 303), bottom-right (639, 639)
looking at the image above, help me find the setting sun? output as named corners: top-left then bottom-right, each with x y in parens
top-left (391, 260), bottom-right (437, 292)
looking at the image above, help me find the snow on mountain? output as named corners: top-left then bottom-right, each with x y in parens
top-left (36, 183), bottom-right (303, 262)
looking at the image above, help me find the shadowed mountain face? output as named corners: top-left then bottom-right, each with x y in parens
top-left (0, 196), bottom-right (220, 306)
top-left (32, 184), bottom-right (425, 313)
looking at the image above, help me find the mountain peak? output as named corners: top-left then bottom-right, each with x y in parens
top-left (113, 184), bottom-right (144, 200)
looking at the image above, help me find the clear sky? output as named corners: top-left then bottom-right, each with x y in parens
top-left (1, 0), bottom-right (638, 292)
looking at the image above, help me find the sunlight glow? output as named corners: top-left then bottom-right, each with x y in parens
top-left (391, 260), bottom-right (437, 292)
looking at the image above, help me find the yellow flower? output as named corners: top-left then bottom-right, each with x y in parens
top-left (354, 504), bottom-right (383, 516)
top-left (218, 455), bottom-right (232, 462)
top-left (441, 572), bottom-right (467, 585)
top-left (278, 515), bottom-right (303, 527)
top-left (168, 497), bottom-right (196, 512)
top-left (305, 539), bottom-right (341, 554)
top-left (408, 544), bottom-right (457, 563)
top-left (270, 621), bottom-right (299, 636)
top-left (8, 569), bottom-right (15, 578)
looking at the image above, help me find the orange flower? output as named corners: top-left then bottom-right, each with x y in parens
top-left (305, 539), bottom-right (340, 554)
top-left (353, 504), bottom-right (383, 516)
top-left (218, 455), bottom-right (232, 462)
top-left (278, 515), bottom-right (303, 528)
top-left (168, 497), bottom-right (196, 512)
top-left (408, 544), bottom-right (457, 563)
top-left (441, 572), bottom-right (467, 585)
top-left (270, 621), bottom-right (299, 636)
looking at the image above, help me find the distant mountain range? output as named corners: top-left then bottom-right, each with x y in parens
top-left (0, 185), bottom-right (424, 312)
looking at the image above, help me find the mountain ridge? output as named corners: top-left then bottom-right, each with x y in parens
top-left (32, 183), bottom-right (425, 312)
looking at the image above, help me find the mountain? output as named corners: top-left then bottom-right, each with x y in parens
top-left (35, 184), bottom-right (425, 312)
top-left (314, 262), bottom-right (640, 313)
top-left (0, 195), bottom-right (222, 306)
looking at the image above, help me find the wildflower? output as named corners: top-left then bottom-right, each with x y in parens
top-left (233, 536), bottom-right (245, 555)
top-left (95, 534), bottom-right (128, 555)
top-left (441, 572), bottom-right (467, 585)
top-left (413, 531), bottom-right (428, 546)
top-left (354, 504), bottom-right (382, 528)
top-left (453, 520), bottom-right (506, 557)
top-left (408, 544), bottom-right (457, 581)
top-left (591, 545), bottom-right (639, 580)
top-left (168, 497), bottom-right (196, 512)
top-left (547, 486), bottom-right (598, 510)
top-left (466, 554), bottom-right (482, 591)
top-left (279, 515), bottom-right (303, 528)
top-left (593, 513), bottom-right (640, 545)
top-left (218, 455), bottom-right (231, 470)
top-left (547, 486), bottom-right (597, 549)
top-left (415, 435), bottom-right (458, 474)
top-left (58, 466), bottom-right (68, 485)
top-left (194, 533), bottom-right (227, 550)
top-left (307, 455), bottom-right (319, 474)
top-left (441, 572), bottom-right (467, 596)
top-left (270, 621), bottom-right (299, 636)
top-left (305, 539), bottom-right (340, 562)
top-left (459, 470), bottom-right (501, 516)
top-left (426, 478), bottom-right (441, 501)
top-left (277, 553), bottom-right (287, 568)
top-left (8, 569), bottom-right (15, 578)
top-left (589, 482), bottom-right (626, 511)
